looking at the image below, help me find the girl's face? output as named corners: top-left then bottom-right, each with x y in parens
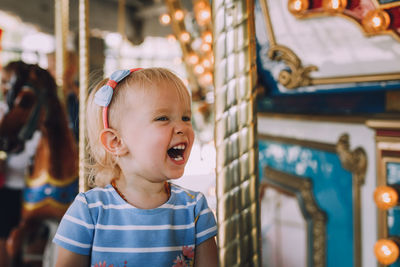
top-left (117, 83), bottom-right (194, 182)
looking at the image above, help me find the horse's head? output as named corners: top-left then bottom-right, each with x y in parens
top-left (0, 61), bottom-right (57, 153)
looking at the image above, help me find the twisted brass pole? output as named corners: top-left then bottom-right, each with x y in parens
top-left (78, 0), bottom-right (89, 192)
top-left (54, 0), bottom-right (69, 97)
top-left (213, 0), bottom-right (261, 265)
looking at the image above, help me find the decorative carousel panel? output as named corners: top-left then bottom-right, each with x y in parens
top-left (367, 119), bottom-right (400, 266)
top-left (255, 0), bottom-right (400, 114)
top-left (387, 160), bottom-right (400, 267)
top-left (259, 135), bottom-right (366, 267)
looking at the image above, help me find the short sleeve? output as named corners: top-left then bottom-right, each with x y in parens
top-left (52, 193), bottom-right (95, 255)
top-left (194, 193), bottom-right (217, 245)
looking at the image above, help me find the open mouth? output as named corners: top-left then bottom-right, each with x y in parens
top-left (167, 143), bottom-right (186, 161)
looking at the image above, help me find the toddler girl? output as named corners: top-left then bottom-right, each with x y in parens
top-left (53, 68), bottom-right (218, 266)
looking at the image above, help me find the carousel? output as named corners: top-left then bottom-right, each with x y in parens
top-left (0, 0), bottom-right (399, 266)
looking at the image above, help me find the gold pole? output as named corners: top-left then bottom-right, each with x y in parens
top-left (213, 0), bottom-right (261, 266)
top-left (118, 0), bottom-right (126, 38)
top-left (54, 0), bottom-right (69, 98)
top-left (79, 0), bottom-right (89, 192)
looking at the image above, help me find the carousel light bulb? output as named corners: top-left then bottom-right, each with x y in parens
top-left (362, 9), bottom-right (391, 33)
top-left (196, 8), bottom-right (211, 26)
top-left (201, 42), bottom-right (211, 52)
top-left (288, 0), bottom-right (309, 15)
top-left (187, 53), bottom-right (199, 65)
top-left (374, 186), bottom-right (398, 210)
top-left (199, 71), bottom-right (213, 86)
top-left (159, 13), bottom-right (171, 25)
top-left (202, 58), bottom-right (212, 68)
top-left (200, 10), bottom-right (210, 21)
top-left (322, 0), bottom-right (347, 12)
top-left (194, 64), bottom-right (205, 75)
top-left (372, 16), bottom-right (382, 27)
top-left (180, 32), bottom-right (191, 43)
top-left (294, 0), bottom-right (302, 10)
top-left (195, 1), bottom-right (206, 10)
top-left (374, 239), bottom-right (400, 265)
top-left (167, 34), bottom-right (176, 43)
top-left (202, 31), bottom-right (212, 44)
top-left (332, 0), bottom-right (339, 9)
top-left (174, 9), bottom-right (185, 21)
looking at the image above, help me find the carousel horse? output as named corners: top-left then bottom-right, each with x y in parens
top-left (0, 61), bottom-right (78, 266)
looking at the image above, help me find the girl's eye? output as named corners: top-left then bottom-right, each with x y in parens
top-left (156, 116), bottom-right (168, 121)
top-left (182, 116), bottom-right (191, 122)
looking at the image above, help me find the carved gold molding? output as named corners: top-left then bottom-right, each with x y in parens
top-left (259, 0), bottom-right (400, 89)
top-left (262, 166), bottom-right (327, 267)
top-left (336, 134), bottom-right (367, 267)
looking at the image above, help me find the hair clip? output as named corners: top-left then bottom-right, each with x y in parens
top-left (94, 69), bottom-right (132, 107)
top-left (94, 68), bottom-right (142, 128)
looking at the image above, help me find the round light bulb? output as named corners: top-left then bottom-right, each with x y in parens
top-left (199, 72), bottom-right (213, 86)
top-left (288, 0), bottom-right (309, 15)
top-left (374, 239), bottom-right (399, 265)
top-left (201, 43), bottom-right (211, 52)
top-left (202, 31), bottom-right (212, 44)
top-left (180, 32), bottom-right (191, 43)
top-left (174, 9), bottom-right (184, 21)
top-left (187, 53), bottom-right (199, 65)
top-left (322, 0), bottom-right (347, 12)
top-left (362, 10), bottom-right (391, 33)
top-left (374, 186), bottom-right (398, 210)
top-left (202, 58), bottom-right (212, 68)
top-left (194, 65), bottom-right (205, 75)
top-left (159, 13), bottom-right (171, 25)
top-left (196, 8), bottom-right (211, 26)
top-left (167, 34), bottom-right (176, 43)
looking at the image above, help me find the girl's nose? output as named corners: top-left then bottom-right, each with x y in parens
top-left (174, 122), bottom-right (186, 135)
top-left (175, 126), bottom-right (184, 135)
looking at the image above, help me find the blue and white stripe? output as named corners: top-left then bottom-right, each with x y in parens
top-left (53, 183), bottom-right (217, 266)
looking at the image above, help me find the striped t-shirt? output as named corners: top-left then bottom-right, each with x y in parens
top-left (53, 183), bottom-right (217, 266)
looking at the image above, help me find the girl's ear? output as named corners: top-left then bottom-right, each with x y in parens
top-left (99, 129), bottom-right (128, 156)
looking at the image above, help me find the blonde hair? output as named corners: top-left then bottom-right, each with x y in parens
top-left (86, 68), bottom-right (191, 187)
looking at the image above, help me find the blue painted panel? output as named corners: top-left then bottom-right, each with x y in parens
top-left (259, 139), bottom-right (354, 267)
top-left (387, 162), bottom-right (400, 267)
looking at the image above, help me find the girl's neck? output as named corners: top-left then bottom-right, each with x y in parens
top-left (112, 177), bottom-right (170, 209)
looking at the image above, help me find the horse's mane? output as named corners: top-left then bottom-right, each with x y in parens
top-left (5, 61), bottom-right (77, 178)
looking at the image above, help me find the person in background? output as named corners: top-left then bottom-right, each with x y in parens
top-left (53, 67), bottom-right (218, 266)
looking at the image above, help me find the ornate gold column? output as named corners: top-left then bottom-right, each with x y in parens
top-left (213, 0), bottom-right (261, 265)
top-left (54, 0), bottom-right (69, 97)
top-left (79, 0), bottom-right (89, 192)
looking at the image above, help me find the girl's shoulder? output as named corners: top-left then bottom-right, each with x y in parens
top-left (170, 183), bottom-right (205, 204)
top-left (77, 184), bottom-right (119, 205)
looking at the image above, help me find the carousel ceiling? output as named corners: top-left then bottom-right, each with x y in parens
top-left (0, 0), bottom-right (184, 44)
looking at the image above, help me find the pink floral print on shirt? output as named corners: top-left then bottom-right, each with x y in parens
top-left (172, 246), bottom-right (195, 267)
top-left (93, 261), bottom-right (114, 267)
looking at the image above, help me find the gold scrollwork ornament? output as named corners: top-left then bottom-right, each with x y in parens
top-left (267, 44), bottom-right (318, 89)
top-left (336, 133), bottom-right (367, 184)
